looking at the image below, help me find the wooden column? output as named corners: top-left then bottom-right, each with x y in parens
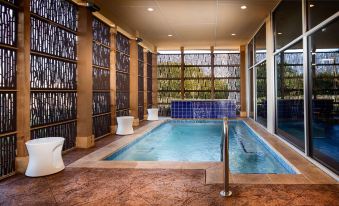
top-left (152, 47), bottom-right (158, 107)
top-left (211, 46), bottom-right (215, 99)
top-left (110, 26), bottom-right (118, 133)
top-left (180, 47), bottom-right (185, 99)
top-left (76, 7), bottom-right (94, 148)
top-left (15, 0), bottom-right (31, 173)
top-left (129, 39), bottom-right (139, 126)
top-left (143, 50), bottom-right (148, 119)
top-left (240, 45), bottom-right (247, 117)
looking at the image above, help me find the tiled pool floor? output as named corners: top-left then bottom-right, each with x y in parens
top-left (0, 119), bottom-right (338, 205)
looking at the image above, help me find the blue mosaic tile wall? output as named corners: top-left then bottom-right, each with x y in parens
top-left (171, 100), bottom-right (236, 119)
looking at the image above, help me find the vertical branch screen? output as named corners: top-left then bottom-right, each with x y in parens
top-left (184, 53), bottom-right (212, 99)
top-left (157, 54), bottom-right (181, 116)
top-left (92, 17), bottom-right (111, 139)
top-left (30, 0), bottom-right (78, 150)
top-left (138, 45), bottom-right (144, 120)
top-left (214, 53), bottom-right (241, 113)
top-left (116, 32), bottom-right (130, 116)
top-left (157, 52), bottom-right (241, 116)
top-left (0, 0), bottom-right (17, 179)
top-left (147, 52), bottom-right (153, 109)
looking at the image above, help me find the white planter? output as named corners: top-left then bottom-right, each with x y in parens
top-left (147, 108), bottom-right (159, 121)
top-left (25, 137), bottom-right (65, 177)
top-left (116, 116), bottom-right (134, 135)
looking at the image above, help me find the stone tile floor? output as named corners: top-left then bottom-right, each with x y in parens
top-left (1, 120), bottom-right (338, 205)
top-left (1, 168), bottom-right (338, 206)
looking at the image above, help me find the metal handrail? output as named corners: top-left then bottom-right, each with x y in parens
top-left (220, 118), bottom-right (232, 197)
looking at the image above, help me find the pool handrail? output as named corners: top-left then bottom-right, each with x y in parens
top-left (220, 118), bottom-right (232, 197)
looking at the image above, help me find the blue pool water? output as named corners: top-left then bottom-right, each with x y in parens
top-left (105, 120), bottom-right (296, 174)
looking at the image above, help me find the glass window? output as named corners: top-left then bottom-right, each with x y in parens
top-left (255, 24), bottom-right (266, 63)
top-left (256, 61), bottom-right (267, 127)
top-left (308, 18), bottom-right (339, 174)
top-left (273, 0), bottom-right (302, 50)
top-left (275, 41), bottom-right (305, 151)
top-left (307, 0), bottom-right (339, 29)
top-left (249, 68), bottom-right (254, 119)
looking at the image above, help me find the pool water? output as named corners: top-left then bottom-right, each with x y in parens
top-left (105, 120), bottom-right (296, 174)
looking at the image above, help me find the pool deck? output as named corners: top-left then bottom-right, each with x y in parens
top-left (1, 118), bottom-right (338, 205)
top-left (68, 118), bottom-right (338, 185)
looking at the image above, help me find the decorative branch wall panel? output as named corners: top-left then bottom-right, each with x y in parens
top-left (157, 54), bottom-right (181, 116)
top-left (30, 55), bottom-right (76, 89)
top-left (138, 45), bottom-right (144, 120)
top-left (158, 66), bottom-right (181, 78)
top-left (116, 33), bottom-right (129, 54)
top-left (92, 18), bottom-right (110, 47)
top-left (0, 48), bottom-right (16, 89)
top-left (30, 0), bottom-right (77, 150)
top-left (116, 92), bottom-right (129, 111)
top-left (116, 52), bottom-right (130, 73)
top-left (30, 17), bottom-right (77, 60)
top-left (184, 53), bottom-right (211, 65)
top-left (116, 32), bottom-right (130, 116)
top-left (0, 1), bottom-right (17, 179)
top-left (184, 67), bottom-right (211, 78)
top-left (3, 0), bottom-right (16, 4)
top-left (31, 121), bottom-right (76, 150)
top-left (214, 53), bottom-right (241, 113)
top-left (214, 53), bottom-right (240, 66)
top-left (93, 43), bottom-right (110, 68)
top-left (93, 68), bottom-right (110, 90)
top-left (0, 134), bottom-right (16, 177)
top-left (93, 92), bottom-right (110, 115)
top-left (30, 92), bottom-right (76, 127)
top-left (116, 72), bottom-right (129, 91)
top-left (157, 52), bottom-right (241, 116)
top-left (30, 0), bottom-right (77, 31)
top-left (0, 92), bottom-right (16, 133)
top-left (93, 114), bottom-right (111, 139)
top-left (0, 4), bottom-right (16, 46)
top-left (92, 17), bottom-right (111, 139)
top-left (147, 52), bottom-right (152, 108)
top-left (157, 54), bottom-right (181, 65)
top-left (214, 66), bottom-right (240, 78)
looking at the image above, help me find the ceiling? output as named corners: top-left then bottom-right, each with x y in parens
top-left (94, 0), bottom-right (280, 50)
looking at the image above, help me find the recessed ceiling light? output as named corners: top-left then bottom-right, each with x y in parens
top-left (322, 28), bottom-right (326, 32)
top-left (231, 33), bottom-right (236, 36)
top-left (278, 32), bottom-right (283, 35)
top-left (310, 4), bottom-right (314, 7)
top-left (168, 34), bottom-right (173, 37)
top-left (147, 8), bottom-right (154, 12)
top-left (241, 5), bottom-right (247, 9)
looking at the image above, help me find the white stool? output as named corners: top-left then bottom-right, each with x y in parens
top-left (25, 137), bottom-right (65, 177)
top-left (147, 108), bottom-right (159, 121)
top-left (116, 116), bottom-right (134, 135)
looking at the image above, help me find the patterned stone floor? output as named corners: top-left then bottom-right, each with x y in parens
top-left (1, 168), bottom-right (338, 206)
top-left (1, 120), bottom-right (338, 205)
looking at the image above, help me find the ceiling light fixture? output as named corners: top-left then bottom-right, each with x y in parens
top-left (310, 4), bottom-right (314, 7)
top-left (277, 32), bottom-right (283, 35)
top-left (241, 5), bottom-right (247, 9)
top-left (147, 7), bottom-right (154, 12)
top-left (168, 34), bottom-right (173, 37)
top-left (231, 33), bottom-right (236, 36)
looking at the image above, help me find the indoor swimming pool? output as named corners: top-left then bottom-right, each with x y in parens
top-left (105, 120), bottom-right (297, 174)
